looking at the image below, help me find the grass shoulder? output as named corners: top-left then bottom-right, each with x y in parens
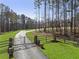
top-left (0, 31), bottom-right (19, 59)
top-left (26, 31), bottom-right (79, 59)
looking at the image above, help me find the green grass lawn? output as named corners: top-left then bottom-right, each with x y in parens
top-left (26, 32), bottom-right (79, 59)
top-left (0, 31), bottom-right (19, 59)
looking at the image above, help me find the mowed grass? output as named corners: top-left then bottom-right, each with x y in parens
top-left (0, 31), bottom-right (19, 59)
top-left (26, 32), bottom-right (79, 59)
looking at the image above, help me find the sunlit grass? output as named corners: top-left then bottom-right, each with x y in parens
top-left (26, 31), bottom-right (79, 59)
top-left (0, 31), bottom-right (19, 59)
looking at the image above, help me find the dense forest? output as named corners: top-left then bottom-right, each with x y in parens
top-left (0, 4), bottom-right (36, 34)
top-left (34, 0), bottom-right (79, 42)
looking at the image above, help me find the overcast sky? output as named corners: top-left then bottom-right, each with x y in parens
top-left (0, 0), bottom-right (35, 19)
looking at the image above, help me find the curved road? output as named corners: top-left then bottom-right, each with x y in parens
top-left (14, 30), bottom-right (48, 59)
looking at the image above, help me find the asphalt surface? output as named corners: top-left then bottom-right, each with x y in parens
top-left (14, 30), bottom-right (48, 59)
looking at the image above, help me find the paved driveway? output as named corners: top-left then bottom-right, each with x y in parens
top-left (14, 30), bottom-right (48, 59)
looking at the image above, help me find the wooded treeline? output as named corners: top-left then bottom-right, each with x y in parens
top-left (34, 0), bottom-right (79, 41)
top-left (0, 4), bottom-right (36, 34)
